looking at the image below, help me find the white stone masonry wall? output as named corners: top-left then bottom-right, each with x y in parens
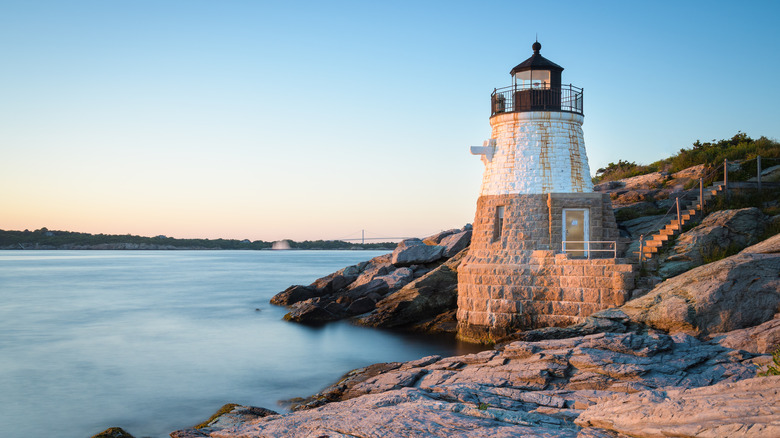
top-left (475, 111), bottom-right (593, 196)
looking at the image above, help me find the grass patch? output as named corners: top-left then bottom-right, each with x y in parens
top-left (757, 220), bottom-right (780, 242)
top-left (700, 243), bottom-right (744, 264)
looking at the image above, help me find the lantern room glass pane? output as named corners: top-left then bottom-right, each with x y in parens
top-left (515, 70), bottom-right (550, 89)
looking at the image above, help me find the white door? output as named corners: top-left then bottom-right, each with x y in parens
top-left (563, 209), bottom-right (589, 257)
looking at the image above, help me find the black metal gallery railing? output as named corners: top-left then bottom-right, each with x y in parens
top-left (490, 84), bottom-right (583, 116)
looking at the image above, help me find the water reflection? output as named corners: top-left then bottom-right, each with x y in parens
top-left (0, 251), bottom-right (486, 438)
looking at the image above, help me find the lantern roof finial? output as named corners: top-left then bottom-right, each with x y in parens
top-left (510, 41), bottom-right (563, 76)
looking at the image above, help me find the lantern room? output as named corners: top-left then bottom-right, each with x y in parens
top-left (510, 41), bottom-right (563, 90)
top-left (491, 41), bottom-right (582, 116)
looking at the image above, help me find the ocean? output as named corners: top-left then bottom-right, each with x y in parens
top-left (0, 250), bottom-right (482, 438)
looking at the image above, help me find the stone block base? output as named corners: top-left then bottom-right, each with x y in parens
top-left (456, 250), bottom-right (635, 343)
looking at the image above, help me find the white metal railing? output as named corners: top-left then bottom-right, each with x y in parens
top-left (562, 240), bottom-right (617, 259)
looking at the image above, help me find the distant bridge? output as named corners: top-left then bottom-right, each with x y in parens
top-left (334, 229), bottom-right (444, 244)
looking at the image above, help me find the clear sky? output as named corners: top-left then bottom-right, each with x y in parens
top-left (2, 0), bottom-right (779, 241)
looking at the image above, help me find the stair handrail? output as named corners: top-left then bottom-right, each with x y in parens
top-left (640, 162), bottom-right (724, 238)
top-left (634, 162), bottom-right (725, 261)
top-left (633, 155), bottom-right (779, 263)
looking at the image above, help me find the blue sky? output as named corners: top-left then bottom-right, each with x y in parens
top-left (2, 1), bottom-right (779, 241)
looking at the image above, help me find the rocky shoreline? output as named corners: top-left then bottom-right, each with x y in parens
top-left (270, 225), bottom-right (473, 332)
top-left (90, 162), bottom-right (780, 438)
top-left (157, 233), bottom-right (780, 438)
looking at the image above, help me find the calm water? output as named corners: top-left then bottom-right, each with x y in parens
top-left (0, 250), bottom-right (483, 438)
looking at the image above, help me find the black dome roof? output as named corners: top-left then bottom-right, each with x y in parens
top-left (510, 42), bottom-right (563, 76)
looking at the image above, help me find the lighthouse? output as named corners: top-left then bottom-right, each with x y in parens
top-left (457, 42), bottom-right (634, 343)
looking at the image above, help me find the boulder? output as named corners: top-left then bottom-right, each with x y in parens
top-left (271, 254), bottom-right (393, 307)
top-left (671, 163), bottom-right (708, 180)
top-left (660, 207), bottom-right (768, 278)
top-left (617, 214), bottom-right (666, 239)
top-left (621, 235), bottom-right (780, 336)
top-left (171, 404), bottom-right (278, 438)
top-left (374, 267), bottom-right (414, 291)
top-left (422, 228), bottom-right (459, 245)
top-left (270, 285), bottom-right (319, 306)
top-left (593, 180), bottom-right (624, 191)
top-left (346, 278), bottom-right (390, 300)
top-left (358, 249), bottom-right (466, 329)
top-left (439, 229), bottom-right (472, 257)
top-left (390, 238), bottom-right (445, 266)
top-left (284, 299), bottom-right (341, 324)
top-left (347, 296), bottom-right (377, 315)
top-left (620, 171), bottom-right (667, 190)
top-left (90, 427), bottom-right (135, 438)
top-left (310, 268), bottom-right (358, 293)
top-left (710, 313), bottom-right (780, 354)
top-left (346, 254), bottom-right (394, 291)
top-left (613, 189), bottom-right (656, 205)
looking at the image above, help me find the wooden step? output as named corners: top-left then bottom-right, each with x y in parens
top-left (643, 247), bottom-right (659, 255)
top-left (652, 234), bottom-right (671, 242)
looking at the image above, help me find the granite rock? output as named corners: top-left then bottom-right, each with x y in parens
top-left (357, 249), bottom-right (465, 329)
top-left (175, 328), bottom-right (771, 438)
top-left (439, 230), bottom-right (472, 257)
top-left (710, 313), bottom-right (780, 354)
top-left (91, 427), bottom-right (135, 438)
top-left (575, 376), bottom-right (780, 438)
top-left (660, 207), bottom-right (768, 278)
top-left (271, 226), bottom-right (471, 332)
top-left (621, 235), bottom-right (780, 336)
top-left (391, 238), bottom-right (445, 266)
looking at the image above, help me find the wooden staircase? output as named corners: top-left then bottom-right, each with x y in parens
top-left (640, 183), bottom-right (725, 260)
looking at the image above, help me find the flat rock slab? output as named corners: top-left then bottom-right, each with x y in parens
top-left (576, 376), bottom-right (780, 438)
top-left (210, 388), bottom-right (581, 438)
top-left (180, 329), bottom-right (768, 438)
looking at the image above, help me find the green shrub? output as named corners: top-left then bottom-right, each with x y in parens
top-left (594, 160), bottom-right (657, 183)
top-left (758, 349), bottom-right (780, 377)
top-left (706, 187), bottom-right (780, 216)
top-left (700, 243), bottom-right (743, 264)
top-left (651, 133), bottom-right (780, 174)
top-left (593, 133), bottom-right (779, 185)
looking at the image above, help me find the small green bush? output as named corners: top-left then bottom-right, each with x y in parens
top-left (594, 160), bottom-right (658, 183)
top-left (758, 349), bottom-right (780, 377)
top-left (700, 243), bottom-right (743, 264)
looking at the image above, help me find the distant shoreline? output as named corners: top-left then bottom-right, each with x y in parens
top-left (3, 247), bottom-right (393, 251)
top-left (0, 228), bottom-right (397, 251)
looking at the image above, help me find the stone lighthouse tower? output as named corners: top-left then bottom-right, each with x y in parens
top-left (457, 42), bottom-right (634, 343)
